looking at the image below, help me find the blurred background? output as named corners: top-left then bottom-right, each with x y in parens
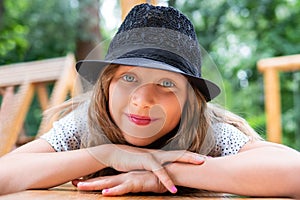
top-left (0, 0), bottom-right (299, 150)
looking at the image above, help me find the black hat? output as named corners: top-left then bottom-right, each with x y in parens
top-left (76, 3), bottom-right (220, 101)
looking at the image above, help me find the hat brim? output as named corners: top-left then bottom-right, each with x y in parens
top-left (76, 58), bottom-right (220, 101)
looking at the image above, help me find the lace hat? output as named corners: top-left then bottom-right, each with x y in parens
top-left (76, 3), bottom-right (220, 101)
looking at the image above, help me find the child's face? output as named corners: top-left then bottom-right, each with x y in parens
top-left (109, 65), bottom-right (188, 146)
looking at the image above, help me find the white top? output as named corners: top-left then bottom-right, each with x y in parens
top-left (41, 103), bottom-right (249, 156)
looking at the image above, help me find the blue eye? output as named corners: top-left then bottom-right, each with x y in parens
top-left (122, 74), bottom-right (136, 82)
top-left (160, 80), bottom-right (175, 87)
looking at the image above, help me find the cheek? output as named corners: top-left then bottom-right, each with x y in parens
top-left (108, 82), bottom-right (132, 119)
top-left (161, 93), bottom-right (186, 125)
top-left (167, 100), bottom-right (181, 122)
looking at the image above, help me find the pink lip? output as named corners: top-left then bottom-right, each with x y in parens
top-left (126, 114), bottom-right (157, 126)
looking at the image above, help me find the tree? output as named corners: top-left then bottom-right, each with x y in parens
top-left (75, 0), bottom-right (102, 60)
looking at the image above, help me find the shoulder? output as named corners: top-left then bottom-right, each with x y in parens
top-left (40, 101), bottom-right (90, 151)
top-left (212, 122), bottom-right (242, 134)
top-left (210, 123), bottom-right (250, 156)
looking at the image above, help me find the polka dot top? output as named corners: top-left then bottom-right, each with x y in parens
top-left (40, 102), bottom-right (249, 156)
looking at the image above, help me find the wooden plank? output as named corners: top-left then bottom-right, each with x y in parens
top-left (258, 54), bottom-right (300, 72)
top-left (263, 69), bottom-right (282, 143)
top-left (51, 54), bottom-right (77, 106)
top-left (0, 182), bottom-right (290, 200)
top-left (258, 54), bottom-right (300, 143)
top-left (0, 87), bottom-right (15, 127)
top-left (36, 83), bottom-right (49, 111)
top-left (36, 54), bottom-right (78, 136)
top-left (0, 54), bottom-right (79, 154)
top-left (0, 83), bottom-right (35, 156)
top-left (0, 87), bottom-right (17, 155)
top-left (0, 57), bottom-right (68, 87)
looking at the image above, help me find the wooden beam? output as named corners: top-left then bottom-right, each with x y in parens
top-left (0, 83), bottom-right (35, 156)
top-left (0, 57), bottom-right (68, 87)
top-left (0, 54), bottom-right (79, 155)
top-left (36, 54), bottom-right (78, 136)
top-left (258, 54), bottom-right (300, 72)
top-left (257, 54), bottom-right (300, 143)
top-left (263, 69), bottom-right (282, 143)
top-left (36, 83), bottom-right (49, 111)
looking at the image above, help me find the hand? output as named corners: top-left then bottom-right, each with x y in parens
top-left (73, 171), bottom-right (167, 196)
top-left (88, 144), bottom-right (206, 193)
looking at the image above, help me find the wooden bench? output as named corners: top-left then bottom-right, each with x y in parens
top-left (257, 54), bottom-right (300, 143)
top-left (0, 54), bottom-right (81, 156)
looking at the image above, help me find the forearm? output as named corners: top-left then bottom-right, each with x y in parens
top-left (166, 147), bottom-right (300, 198)
top-left (0, 146), bottom-right (109, 194)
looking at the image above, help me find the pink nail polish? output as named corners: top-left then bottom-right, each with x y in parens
top-left (171, 186), bottom-right (177, 193)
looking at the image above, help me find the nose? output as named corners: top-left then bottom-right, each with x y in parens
top-left (130, 84), bottom-right (156, 109)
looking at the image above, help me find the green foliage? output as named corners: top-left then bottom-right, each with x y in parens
top-left (0, 0), bottom-right (78, 64)
top-left (0, 0), bottom-right (80, 136)
top-left (0, 0), bottom-right (29, 63)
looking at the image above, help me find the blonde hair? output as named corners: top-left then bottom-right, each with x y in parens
top-left (45, 64), bottom-right (261, 155)
top-left (77, 65), bottom-right (209, 152)
top-left (44, 64), bottom-right (262, 179)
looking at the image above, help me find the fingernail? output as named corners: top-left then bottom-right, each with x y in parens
top-left (171, 186), bottom-right (177, 193)
top-left (77, 182), bottom-right (86, 186)
top-left (102, 189), bottom-right (109, 193)
top-left (196, 155), bottom-right (206, 161)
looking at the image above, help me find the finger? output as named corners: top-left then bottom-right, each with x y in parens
top-left (72, 177), bottom-right (98, 187)
top-left (76, 178), bottom-right (119, 191)
top-left (151, 167), bottom-right (177, 194)
top-left (154, 150), bottom-right (206, 165)
top-left (140, 154), bottom-right (177, 194)
top-left (173, 151), bottom-right (207, 164)
top-left (101, 182), bottom-right (133, 196)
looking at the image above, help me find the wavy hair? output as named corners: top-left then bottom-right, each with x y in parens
top-left (79, 64), bottom-right (209, 153)
top-left (79, 64), bottom-right (261, 154)
top-left (44, 64), bottom-right (262, 180)
top-left (44, 64), bottom-right (261, 154)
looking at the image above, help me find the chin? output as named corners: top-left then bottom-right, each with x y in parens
top-left (125, 137), bottom-right (154, 147)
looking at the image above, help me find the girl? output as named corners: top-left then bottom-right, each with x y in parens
top-left (1, 3), bottom-right (300, 198)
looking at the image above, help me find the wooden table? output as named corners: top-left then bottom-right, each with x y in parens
top-left (0, 182), bottom-right (291, 200)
